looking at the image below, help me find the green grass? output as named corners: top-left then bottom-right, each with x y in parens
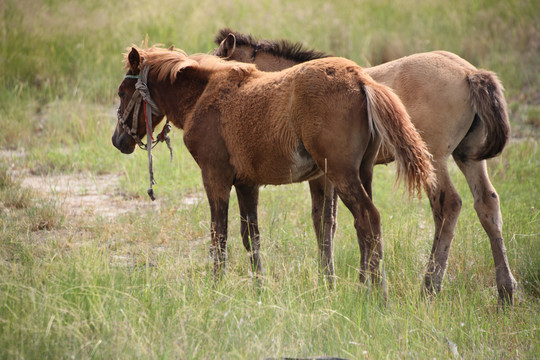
top-left (1, 145), bottom-right (539, 359)
top-left (1, 0), bottom-right (539, 358)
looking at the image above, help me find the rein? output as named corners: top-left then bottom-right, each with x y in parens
top-left (118, 65), bottom-right (173, 201)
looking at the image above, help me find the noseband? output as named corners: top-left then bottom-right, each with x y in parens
top-left (117, 65), bottom-right (173, 201)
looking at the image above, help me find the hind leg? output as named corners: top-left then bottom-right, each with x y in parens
top-left (333, 173), bottom-right (385, 295)
top-left (235, 184), bottom-right (263, 275)
top-left (309, 176), bottom-right (337, 284)
top-left (423, 161), bottom-right (463, 297)
top-left (301, 100), bottom-right (385, 297)
top-left (360, 162), bottom-right (374, 200)
top-left (454, 158), bottom-right (517, 304)
top-left (314, 159), bottom-right (386, 297)
top-left (305, 149), bottom-right (386, 297)
top-left (358, 150), bottom-right (386, 291)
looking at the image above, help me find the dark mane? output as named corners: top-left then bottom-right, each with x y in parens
top-left (214, 28), bottom-right (330, 63)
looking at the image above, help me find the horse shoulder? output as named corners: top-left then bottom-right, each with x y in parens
top-left (183, 106), bottom-right (230, 167)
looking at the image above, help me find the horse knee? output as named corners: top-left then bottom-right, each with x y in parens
top-left (431, 189), bottom-right (462, 225)
top-left (444, 189), bottom-right (462, 215)
top-left (355, 207), bottom-right (381, 239)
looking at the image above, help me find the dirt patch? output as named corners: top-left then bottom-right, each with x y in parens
top-left (19, 172), bottom-right (154, 218)
top-left (1, 149), bottom-right (204, 220)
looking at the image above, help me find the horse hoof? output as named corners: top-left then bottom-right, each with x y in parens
top-left (498, 279), bottom-right (517, 306)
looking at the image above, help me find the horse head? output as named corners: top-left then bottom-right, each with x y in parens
top-left (213, 29), bottom-right (329, 71)
top-left (112, 47), bottom-right (165, 154)
top-left (212, 31), bottom-right (257, 64)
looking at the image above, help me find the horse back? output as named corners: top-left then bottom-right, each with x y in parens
top-left (367, 51), bottom-right (508, 161)
top-left (366, 52), bottom-right (479, 159)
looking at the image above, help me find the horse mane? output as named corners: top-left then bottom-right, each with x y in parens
top-left (124, 45), bottom-right (257, 83)
top-left (214, 28), bottom-right (330, 63)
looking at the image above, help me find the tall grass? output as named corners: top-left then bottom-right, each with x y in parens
top-left (1, 143), bottom-right (539, 358)
top-left (1, 0), bottom-right (539, 358)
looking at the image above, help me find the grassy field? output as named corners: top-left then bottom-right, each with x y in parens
top-left (1, 0), bottom-right (539, 358)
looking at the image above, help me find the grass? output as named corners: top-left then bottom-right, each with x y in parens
top-left (1, 0), bottom-right (539, 358)
top-left (1, 148), bottom-right (539, 359)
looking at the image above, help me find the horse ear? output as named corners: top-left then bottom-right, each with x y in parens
top-left (168, 45), bottom-right (175, 51)
top-left (217, 33), bottom-right (236, 58)
top-left (128, 47), bottom-right (141, 72)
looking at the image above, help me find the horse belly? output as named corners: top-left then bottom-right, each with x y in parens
top-left (239, 142), bottom-right (321, 185)
top-left (290, 151), bottom-right (322, 182)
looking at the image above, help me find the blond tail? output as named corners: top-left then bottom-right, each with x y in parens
top-left (363, 81), bottom-right (436, 198)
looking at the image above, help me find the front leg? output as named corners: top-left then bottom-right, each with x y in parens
top-left (235, 184), bottom-right (263, 275)
top-left (183, 108), bottom-right (235, 279)
top-left (200, 169), bottom-right (233, 278)
top-left (208, 196), bottom-right (230, 277)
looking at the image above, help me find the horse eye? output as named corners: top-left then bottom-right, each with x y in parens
top-left (118, 91), bottom-right (126, 98)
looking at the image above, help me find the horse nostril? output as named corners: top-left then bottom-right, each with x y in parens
top-left (112, 133), bottom-right (120, 149)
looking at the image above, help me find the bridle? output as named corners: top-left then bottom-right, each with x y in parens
top-left (117, 65), bottom-right (173, 200)
top-left (117, 65), bottom-right (170, 150)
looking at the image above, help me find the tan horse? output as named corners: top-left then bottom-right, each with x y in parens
top-left (213, 28), bottom-right (517, 304)
top-left (112, 46), bottom-right (435, 298)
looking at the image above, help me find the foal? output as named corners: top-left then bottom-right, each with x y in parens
top-left (112, 46), bottom-right (435, 297)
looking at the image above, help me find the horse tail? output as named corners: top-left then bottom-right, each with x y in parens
top-left (466, 70), bottom-right (510, 160)
top-left (362, 82), bottom-right (436, 198)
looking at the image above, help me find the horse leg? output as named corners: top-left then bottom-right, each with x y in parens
top-left (300, 99), bottom-right (384, 297)
top-left (305, 152), bottom-right (384, 296)
top-left (360, 163), bottom-right (374, 199)
top-left (454, 158), bottom-right (517, 304)
top-left (359, 153), bottom-right (387, 294)
top-left (200, 171), bottom-right (233, 278)
top-left (423, 161), bottom-right (462, 297)
top-left (309, 176), bottom-right (337, 284)
top-left (332, 173), bottom-right (385, 297)
top-left (208, 195), bottom-right (230, 277)
top-left (235, 184), bottom-right (263, 275)
top-left (311, 140), bottom-right (385, 296)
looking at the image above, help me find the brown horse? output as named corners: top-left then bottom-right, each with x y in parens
top-left (112, 45), bottom-right (435, 297)
top-left (213, 28), bottom-right (517, 304)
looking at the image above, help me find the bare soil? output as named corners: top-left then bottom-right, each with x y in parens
top-left (1, 149), bottom-right (166, 219)
top-left (20, 172), bottom-right (146, 218)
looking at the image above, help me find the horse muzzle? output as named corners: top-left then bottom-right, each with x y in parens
top-left (112, 131), bottom-right (137, 154)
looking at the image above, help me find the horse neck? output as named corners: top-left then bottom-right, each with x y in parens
top-left (254, 52), bottom-right (300, 71)
top-left (234, 45), bottom-right (300, 71)
top-left (149, 69), bottom-right (209, 130)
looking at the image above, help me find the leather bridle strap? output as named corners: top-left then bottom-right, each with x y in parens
top-left (119, 65), bottom-right (172, 201)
